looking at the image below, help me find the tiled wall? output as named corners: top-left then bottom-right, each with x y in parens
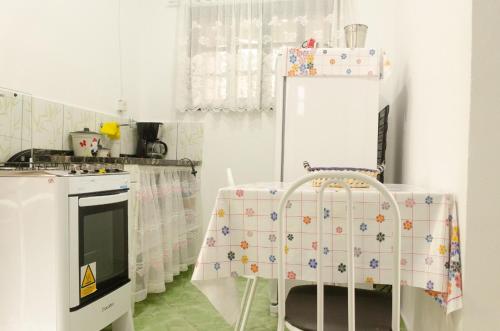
top-left (0, 89), bottom-right (204, 163)
top-left (0, 91), bottom-right (30, 162)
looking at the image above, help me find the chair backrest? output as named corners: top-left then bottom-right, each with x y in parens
top-left (377, 105), bottom-right (390, 182)
top-left (226, 168), bottom-right (236, 186)
top-left (277, 171), bottom-right (401, 331)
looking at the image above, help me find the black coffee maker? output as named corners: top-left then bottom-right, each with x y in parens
top-left (136, 122), bottom-right (168, 159)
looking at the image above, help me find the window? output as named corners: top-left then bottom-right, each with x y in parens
top-left (175, 0), bottom-right (339, 112)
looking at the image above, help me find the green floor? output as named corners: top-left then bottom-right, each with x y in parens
top-left (111, 266), bottom-right (406, 330)
top-left (132, 267), bottom-right (275, 331)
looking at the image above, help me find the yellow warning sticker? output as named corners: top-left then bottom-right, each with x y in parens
top-left (80, 262), bottom-right (97, 298)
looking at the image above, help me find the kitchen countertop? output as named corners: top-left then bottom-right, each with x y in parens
top-left (34, 154), bottom-right (201, 167)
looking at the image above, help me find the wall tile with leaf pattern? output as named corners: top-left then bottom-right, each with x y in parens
top-left (31, 98), bottom-right (64, 150)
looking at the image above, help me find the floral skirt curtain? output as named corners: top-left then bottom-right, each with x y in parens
top-left (126, 165), bottom-right (202, 302)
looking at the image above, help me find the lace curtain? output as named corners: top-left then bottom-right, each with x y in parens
top-left (175, 0), bottom-right (339, 112)
top-left (126, 165), bottom-right (202, 302)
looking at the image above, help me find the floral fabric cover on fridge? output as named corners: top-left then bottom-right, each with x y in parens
top-left (286, 48), bottom-right (388, 78)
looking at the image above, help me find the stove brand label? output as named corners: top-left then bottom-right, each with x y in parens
top-left (102, 302), bottom-right (114, 312)
top-left (80, 262), bottom-right (97, 298)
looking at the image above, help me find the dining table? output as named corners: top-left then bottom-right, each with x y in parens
top-left (191, 182), bottom-right (463, 325)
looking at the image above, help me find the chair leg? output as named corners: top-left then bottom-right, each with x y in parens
top-left (234, 277), bottom-right (253, 331)
top-left (269, 279), bottom-right (278, 315)
top-left (238, 277), bottom-right (258, 331)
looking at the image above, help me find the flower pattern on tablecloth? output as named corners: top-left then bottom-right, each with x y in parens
top-left (193, 184), bottom-right (463, 314)
top-left (286, 48), bottom-right (381, 77)
top-left (425, 256), bottom-right (434, 266)
top-left (405, 198), bottom-right (416, 208)
top-left (241, 255), bottom-right (248, 264)
top-left (270, 212), bottom-right (278, 221)
top-left (268, 234), bottom-right (276, 242)
top-left (245, 208), bottom-right (255, 217)
top-left (309, 259), bottom-right (318, 269)
top-left (376, 232), bottom-right (385, 242)
top-left (206, 237), bottom-right (216, 247)
top-left (403, 220), bottom-right (413, 230)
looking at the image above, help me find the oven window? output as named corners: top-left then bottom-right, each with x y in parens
top-left (79, 199), bottom-right (129, 306)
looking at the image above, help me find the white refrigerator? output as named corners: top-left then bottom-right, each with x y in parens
top-left (274, 47), bottom-right (383, 182)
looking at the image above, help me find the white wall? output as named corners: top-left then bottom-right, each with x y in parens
top-left (119, 0), bottom-right (178, 122)
top-left (0, 0), bottom-right (122, 114)
top-left (177, 111), bottom-right (276, 226)
top-left (463, 0), bottom-right (500, 329)
top-left (391, 1), bottom-right (472, 330)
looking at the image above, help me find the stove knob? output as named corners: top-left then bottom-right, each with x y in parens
top-left (69, 169), bottom-right (77, 175)
top-left (82, 169), bottom-right (89, 174)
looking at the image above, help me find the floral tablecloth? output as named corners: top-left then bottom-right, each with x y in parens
top-left (286, 48), bottom-right (382, 78)
top-left (192, 183), bottom-right (463, 320)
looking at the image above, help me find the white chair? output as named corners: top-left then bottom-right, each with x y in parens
top-left (226, 168), bottom-right (259, 331)
top-left (277, 172), bottom-right (401, 331)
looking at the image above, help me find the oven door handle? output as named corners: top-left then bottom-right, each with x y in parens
top-left (79, 192), bottom-right (128, 207)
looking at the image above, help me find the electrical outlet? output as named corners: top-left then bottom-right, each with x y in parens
top-left (117, 99), bottom-right (127, 115)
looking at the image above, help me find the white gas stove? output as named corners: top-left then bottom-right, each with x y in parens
top-left (0, 169), bottom-right (134, 331)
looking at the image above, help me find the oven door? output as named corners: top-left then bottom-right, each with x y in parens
top-left (69, 189), bottom-right (129, 311)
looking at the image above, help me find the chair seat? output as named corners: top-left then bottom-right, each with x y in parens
top-left (285, 285), bottom-right (392, 331)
